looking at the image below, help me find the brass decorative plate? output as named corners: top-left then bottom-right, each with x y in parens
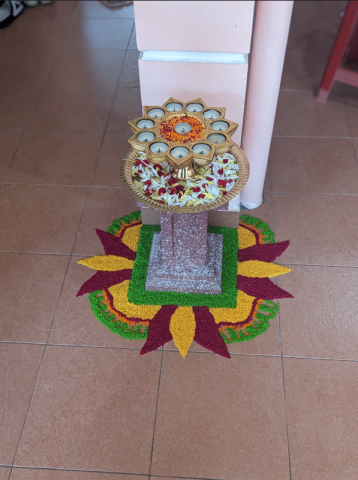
top-left (120, 143), bottom-right (250, 214)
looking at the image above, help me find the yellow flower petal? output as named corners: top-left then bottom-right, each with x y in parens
top-left (238, 226), bottom-right (257, 249)
top-left (210, 290), bottom-right (255, 324)
top-left (238, 260), bottom-right (291, 278)
top-left (109, 281), bottom-right (161, 319)
top-left (169, 307), bottom-right (196, 358)
top-left (122, 224), bottom-right (141, 252)
top-left (77, 255), bottom-right (134, 271)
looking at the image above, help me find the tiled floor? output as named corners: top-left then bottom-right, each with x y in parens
top-left (0, 1), bottom-right (357, 479)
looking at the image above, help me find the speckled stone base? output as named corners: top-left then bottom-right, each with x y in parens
top-left (145, 232), bottom-right (223, 294)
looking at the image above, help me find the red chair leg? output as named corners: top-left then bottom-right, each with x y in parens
top-left (317, 1), bottom-right (358, 103)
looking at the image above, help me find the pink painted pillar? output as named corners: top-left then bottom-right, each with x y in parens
top-left (241, 1), bottom-right (293, 209)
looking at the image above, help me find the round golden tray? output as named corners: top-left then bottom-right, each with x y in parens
top-left (120, 143), bottom-right (250, 214)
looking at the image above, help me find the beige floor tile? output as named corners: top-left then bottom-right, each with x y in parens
top-left (320, 1), bottom-right (347, 28)
top-left (78, 0), bottom-right (134, 19)
top-left (92, 133), bottom-right (130, 188)
top-left (0, 185), bottom-right (87, 254)
top-left (10, 469), bottom-right (145, 480)
top-left (353, 139), bottom-right (358, 160)
top-left (107, 88), bottom-right (142, 135)
top-left (284, 358), bottom-right (358, 480)
top-left (6, 131), bottom-right (102, 186)
top-left (1, 7), bottom-right (70, 49)
top-left (72, 187), bottom-right (137, 256)
top-left (270, 137), bottom-right (358, 194)
top-left (281, 50), bottom-right (330, 92)
top-left (0, 253), bottom-right (69, 343)
top-left (0, 344), bottom-right (44, 465)
top-left (272, 193), bottom-right (358, 266)
top-left (29, 88), bottom-right (115, 133)
top-left (0, 86), bottom-right (40, 129)
top-left (118, 50), bottom-right (140, 89)
top-left (286, 1), bottom-right (327, 54)
top-left (15, 346), bottom-right (160, 473)
top-left (64, 18), bottom-right (133, 50)
top-left (46, 49), bottom-right (126, 95)
top-left (49, 257), bottom-right (146, 350)
top-left (151, 352), bottom-right (289, 480)
top-left (343, 90), bottom-right (358, 138)
top-left (278, 265), bottom-right (358, 360)
top-left (0, 48), bottom-right (57, 93)
top-left (273, 90), bottom-right (350, 137)
top-left (0, 130), bottom-right (23, 182)
top-left (0, 468), bottom-right (10, 480)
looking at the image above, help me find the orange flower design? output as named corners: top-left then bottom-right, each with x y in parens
top-left (160, 115), bottom-right (205, 143)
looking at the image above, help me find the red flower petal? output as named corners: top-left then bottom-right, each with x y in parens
top-left (168, 177), bottom-right (178, 186)
top-left (95, 229), bottom-right (137, 259)
top-left (237, 275), bottom-right (293, 299)
top-left (193, 306), bottom-right (230, 358)
top-left (218, 179), bottom-right (227, 187)
top-left (238, 241), bottom-right (290, 263)
top-left (76, 269), bottom-right (132, 296)
top-left (158, 188), bottom-right (166, 195)
top-left (140, 305), bottom-right (178, 355)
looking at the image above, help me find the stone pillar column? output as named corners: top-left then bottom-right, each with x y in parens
top-left (145, 210), bottom-right (223, 294)
top-left (160, 211), bottom-right (208, 269)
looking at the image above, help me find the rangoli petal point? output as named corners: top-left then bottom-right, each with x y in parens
top-left (169, 307), bottom-right (196, 358)
top-left (238, 260), bottom-right (291, 278)
top-left (78, 255), bottom-right (134, 272)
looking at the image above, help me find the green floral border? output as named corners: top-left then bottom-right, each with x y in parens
top-left (220, 300), bottom-right (279, 344)
top-left (128, 224), bottom-right (238, 308)
top-left (88, 290), bottom-right (149, 340)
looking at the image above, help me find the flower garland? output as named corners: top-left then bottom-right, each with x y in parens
top-left (159, 115), bottom-right (205, 143)
top-left (132, 152), bottom-right (239, 207)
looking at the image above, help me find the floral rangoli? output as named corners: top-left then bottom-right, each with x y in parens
top-left (77, 212), bottom-right (292, 358)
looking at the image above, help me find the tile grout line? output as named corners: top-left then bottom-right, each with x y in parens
top-left (148, 348), bottom-right (164, 480)
top-left (0, 130), bottom-right (26, 189)
top-left (3, 341), bottom-right (358, 362)
top-left (10, 465), bottom-right (149, 477)
top-left (270, 177), bottom-right (292, 478)
top-left (276, 297), bottom-right (293, 480)
top-left (8, 464), bottom-right (245, 480)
